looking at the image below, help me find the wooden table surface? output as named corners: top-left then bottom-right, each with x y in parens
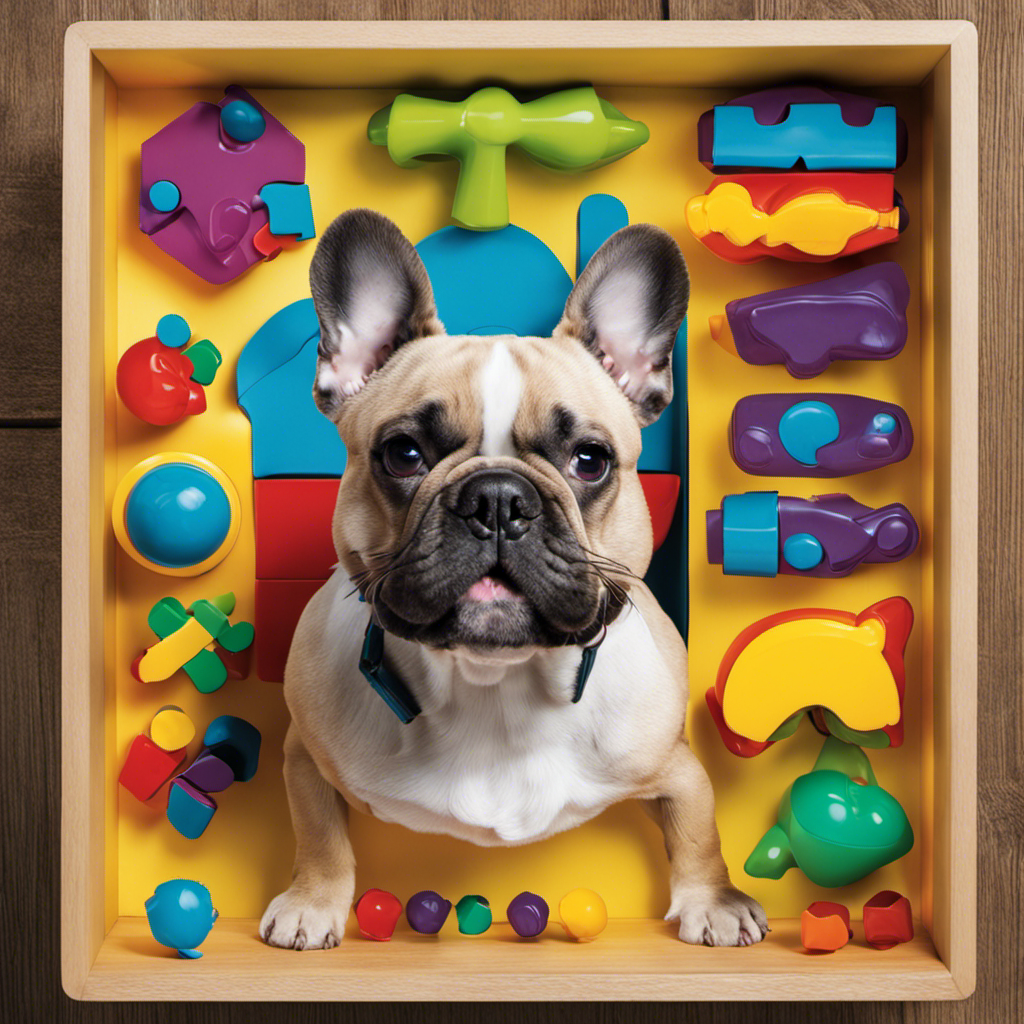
top-left (2, 1), bottom-right (1019, 1021)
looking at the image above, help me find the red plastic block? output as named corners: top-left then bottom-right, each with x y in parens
top-left (863, 890), bottom-right (914, 949)
top-left (801, 901), bottom-right (853, 953)
top-left (638, 473), bottom-right (680, 552)
top-left (255, 578), bottom-right (327, 682)
top-left (254, 478), bottom-right (340, 580)
top-left (118, 735), bottom-right (187, 802)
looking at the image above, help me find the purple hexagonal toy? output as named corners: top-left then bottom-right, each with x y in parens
top-left (711, 263), bottom-right (910, 379)
top-left (140, 86), bottom-right (305, 284)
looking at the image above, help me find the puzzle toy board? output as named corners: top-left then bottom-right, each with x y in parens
top-left (110, 84), bottom-right (926, 927)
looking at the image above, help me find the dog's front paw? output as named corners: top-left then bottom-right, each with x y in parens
top-left (260, 884), bottom-right (353, 950)
top-left (666, 885), bottom-right (769, 947)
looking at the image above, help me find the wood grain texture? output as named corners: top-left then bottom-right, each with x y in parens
top-left (3, 0), bottom-right (1020, 1021)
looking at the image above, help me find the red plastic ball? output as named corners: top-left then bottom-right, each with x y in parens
top-left (116, 336), bottom-right (206, 426)
top-left (354, 888), bottom-right (403, 941)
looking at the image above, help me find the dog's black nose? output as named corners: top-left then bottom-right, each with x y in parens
top-left (450, 470), bottom-right (541, 541)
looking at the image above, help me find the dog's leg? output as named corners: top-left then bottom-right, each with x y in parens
top-left (259, 726), bottom-right (356, 949)
top-left (648, 745), bottom-right (769, 947)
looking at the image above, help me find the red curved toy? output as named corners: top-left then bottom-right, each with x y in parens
top-left (116, 335), bottom-right (208, 426)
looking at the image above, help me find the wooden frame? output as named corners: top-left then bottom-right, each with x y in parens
top-left (61, 20), bottom-right (978, 1001)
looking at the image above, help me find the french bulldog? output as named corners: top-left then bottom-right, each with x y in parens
top-left (259, 208), bottom-right (768, 949)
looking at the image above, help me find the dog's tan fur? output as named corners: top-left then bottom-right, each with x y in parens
top-left (259, 210), bottom-right (767, 949)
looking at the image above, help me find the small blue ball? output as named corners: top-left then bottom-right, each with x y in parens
top-left (155, 314), bottom-right (191, 348)
top-left (872, 413), bottom-right (897, 435)
top-left (148, 179), bottom-right (180, 212)
top-left (783, 533), bottom-right (824, 571)
top-left (124, 463), bottom-right (232, 569)
top-left (220, 100), bottom-right (266, 143)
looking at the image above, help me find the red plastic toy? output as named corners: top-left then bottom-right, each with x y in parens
top-left (801, 901), bottom-right (853, 952)
top-left (118, 734), bottom-right (187, 802)
top-left (354, 889), bottom-right (403, 941)
top-left (863, 890), bottom-right (914, 949)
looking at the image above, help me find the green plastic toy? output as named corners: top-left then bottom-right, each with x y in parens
top-left (454, 894), bottom-right (492, 935)
top-left (368, 86), bottom-right (649, 230)
top-left (745, 737), bottom-right (914, 887)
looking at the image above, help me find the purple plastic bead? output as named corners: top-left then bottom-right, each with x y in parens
top-left (730, 393), bottom-right (913, 478)
top-left (707, 492), bottom-right (919, 578)
top-left (139, 85), bottom-right (305, 284)
top-left (718, 263), bottom-right (910, 379)
top-left (178, 752), bottom-right (236, 794)
top-left (698, 86), bottom-right (909, 171)
top-left (507, 891), bottom-right (550, 938)
top-left (405, 890), bottom-right (452, 934)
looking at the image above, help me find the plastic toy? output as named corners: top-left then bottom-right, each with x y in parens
top-left (730, 393), bottom-right (913, 478)
top-left (368, 86), bottom-right (649, 230)
top-left (133, 592), bottom-right (254, 693)
top-left (149, 706), bottom-right (195, 752)
top-left (167, 778), bottom-right (218, 840)
top-left (118, 734), bottom-right (187, 802)
top-left (355, 889), bottom-right (403, 941)
top-left (406, 890), bottom-right (452, 935)
top-left (116, 318), bottom-right (222, 426)
top-left (706, 597), bottom-right (913, 757)
top-left (258, 183), bottom-right (315, 240)
top-left (863, 890), bottom-right (914, 949)
top-left (507, 892), bottom-right (550, 938)
top-left (145, 879), bottom-right (218, 958)
top-left (178, 752), bottom-right (236, 793)
top-left (559, 888), bottom-right (607, 941)
top-left (709, 263), bottom-right (910, 378)
top-left (685, 174), bottom-right (906, 263)
top-left (202, 715), bottom-right (262, 782)
top-left (745, 737), bottom-right (915, 886)
top-left (454, 895), bottom-right (492, 935)
top-left (252, 222), bottom-right (303, 261)
top-left (706, 492), bottom-right (919, 578)
top-left (698, 86), bottom-right (908, 172)
top-left (112, 453), bottom-right (241, 575)
top-left (253, 578), bottom-right (325, 683)
top-left (801, 901), bottom-right (853, 952)
top-left (140, 85), bottom-right (307, 283)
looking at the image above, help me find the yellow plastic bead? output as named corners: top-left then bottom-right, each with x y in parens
top-left (150, 705), bottom-right (195, 752)
top-left (559, 888), bottom-right (607, 941)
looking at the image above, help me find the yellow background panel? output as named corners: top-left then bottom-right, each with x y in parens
top-left (110, 85), bottom-right (926, 922)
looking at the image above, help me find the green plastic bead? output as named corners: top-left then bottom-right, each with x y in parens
top-left (455, 894), bottom-right (492, 935)
top-left (368, 86), bottom-right (649, 231)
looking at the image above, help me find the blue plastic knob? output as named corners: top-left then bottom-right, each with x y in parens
top-left (220, 100), bottom-right (266, 143)
top-left (783, 532), bottom-right (824, 570)
top-left (779, 401), bottom-right (840, 466)
top-left (872, 413), bottom-right (897, 435)
top-left (148, 180), bottom-right (181, 213)
top-left (155, 314), bottom-right (191, 348)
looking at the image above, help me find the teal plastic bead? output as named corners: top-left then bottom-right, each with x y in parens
top-left (156, 314), bottom-right (191, 348)
top-left (872, 413), bottom-right (897, 435)
top-left (145, 879), bottom-right (218, 958)
top-left (220, 100), bottom-right (266, 142)
top-left (455, 894), bottom-right (492, 935)
top-left (149, 180), bottom-right (181, 213)
top-left (779, 400), bottom-right (841, 466)
top-left (721, 491), bottom-right (779, 577)
top-left (783, 532), bottom-right (824, 570)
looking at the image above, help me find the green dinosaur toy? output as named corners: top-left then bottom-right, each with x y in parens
top-left (368, 85), bottom-right (649, 230)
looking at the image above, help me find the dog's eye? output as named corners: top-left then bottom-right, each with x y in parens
top-left (570, 443), bottom-right (611, 483)
top-left (382, 436), bottom-right (426, 478)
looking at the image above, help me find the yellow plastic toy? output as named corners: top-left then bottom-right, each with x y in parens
top-left (137, 615), bottom-right (217, 683)
top-left (150, 705), bottom-right (196, 752)
top-left (559, 888), bottom-right (608, 941)
top-left (705, 598), bottom-right (913, 757)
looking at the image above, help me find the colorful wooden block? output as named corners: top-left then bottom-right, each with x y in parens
top-left (167, 778), bottom-right (217, 839)
top-left (254, 478), bottom-right (340, 580)
top-left (254, 578), bottom-right (325, 682)
top-left (203, 715), bottom-right (261, 782)
top-left (149, 706), bottom-right (195, 752)
top-left (118, 735), bottom-right (186, 802)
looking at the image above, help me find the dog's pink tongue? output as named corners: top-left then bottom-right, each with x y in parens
top-left (465, 575), bottom-right (518, 602)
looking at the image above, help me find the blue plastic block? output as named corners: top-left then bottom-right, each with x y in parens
top-left (203, 715), bottom-right (261, 782)
top-left (148, 180), bottom-right (181, 213)
top-left (779, 401), bottom-right (841, 467)
top-left (259, 182), bottom-right (315, 240)
top-left (783, 532), bottom-right (824, 570)
top-left (576, 194), bottom-right (628, 278)
top-left (415, 224), bottom-right (571, 337)
top-left (721, 491), bottom-right (779, 577)
top-left (156, 313), bottom-right (191, 348)
top-left (236, 298), bottom-right (346, 480)
top-left (712, 104), bottom-right (897, 170)
top-left (167, 779), bottom-right (217, 840)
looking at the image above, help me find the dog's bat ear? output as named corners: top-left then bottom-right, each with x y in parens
top-left (309, 208), bottom-right (445, 420)
top-left (554, 223), bottom-right (688, 427)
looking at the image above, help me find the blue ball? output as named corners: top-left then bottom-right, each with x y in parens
top-left (124, 463), bottom-right (232, 569)
top-left (220, 100), bottom-right (266, 143)
top-left (155, 313), bottom-right (191, 348)
top-left (145, 879), bottom-right (217, 955)
top-left (148, 179), bottom-right (180, 213)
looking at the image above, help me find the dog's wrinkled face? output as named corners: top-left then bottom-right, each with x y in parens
top-left (308, 210), bottom-right (688, 652)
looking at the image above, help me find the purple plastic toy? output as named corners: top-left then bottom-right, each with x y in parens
top-left (730, 393), bottom-right (913, 477)
top-left (711, 263), bottom-right (910, 379)
top-left (140, 86), bottom-right (305, 284)
top-left (698, 86), bottom-right (909, 172)
top-left (707, 492), bottom-right (919, 578)
top-left (507, 892), bottom-right (550, 938)
top-left (405, 890), bottom-right (452, 934)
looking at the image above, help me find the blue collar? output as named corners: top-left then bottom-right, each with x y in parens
top-left (359, 620), bottom-right (605, 724)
